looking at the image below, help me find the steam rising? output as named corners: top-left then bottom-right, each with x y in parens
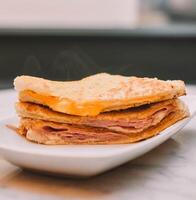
top-left (22, 47), bottom-right (100, 80)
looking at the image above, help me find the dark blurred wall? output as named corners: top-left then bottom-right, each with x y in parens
top-left (0, 35), bottom-right (195, 88)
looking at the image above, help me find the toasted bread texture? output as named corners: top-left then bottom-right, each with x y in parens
top-left (17, 99), bottom-right (189, 144)
top-left (14, 73), bottom-right (186, 116)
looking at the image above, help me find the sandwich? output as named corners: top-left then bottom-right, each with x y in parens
top-left (13, 73), bottom-right (189, 144)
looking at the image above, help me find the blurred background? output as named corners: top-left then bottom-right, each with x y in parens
top-left (0, 0), bottom-right (196, 89)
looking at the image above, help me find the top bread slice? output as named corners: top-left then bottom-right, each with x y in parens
top-left (14, 73), bottom-right (186, 116)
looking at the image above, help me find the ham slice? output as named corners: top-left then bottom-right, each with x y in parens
top-left (19, 106), bottom-right (173, 138)
top-left (15, 99), bottom-right (185, 144)
top-left (18, 107), bottom-right (173, 144)
top-left (78, 108), bottom-right (172, 133)
top-left (15, 99), bottom-right (179, 145)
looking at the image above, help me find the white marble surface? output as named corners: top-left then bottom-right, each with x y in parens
top-left (0, 86), bottom-right (196, 200)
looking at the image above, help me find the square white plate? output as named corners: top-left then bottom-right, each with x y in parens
top-left (0, 96), bottom-right (196, 177)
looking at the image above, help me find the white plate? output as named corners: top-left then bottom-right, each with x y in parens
top-left (0, 95), bottom-right (196, 177)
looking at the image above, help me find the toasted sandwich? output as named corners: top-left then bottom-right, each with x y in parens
top-left (13, 73), bottom-right (189, 144)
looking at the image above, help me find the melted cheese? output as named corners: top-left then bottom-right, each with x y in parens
top-left (19, 90), bottom-right (174, 116)
top-left (19, 90), bottom-right (107, 116)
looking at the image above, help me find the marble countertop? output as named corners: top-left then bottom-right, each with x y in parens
top-left (0, 86), bottom-right (196, 200)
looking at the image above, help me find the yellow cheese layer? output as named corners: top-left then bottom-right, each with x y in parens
top-left (19, 90), bottom-right (173, 116)
top-left (19, 90), bottom-right (107, 116)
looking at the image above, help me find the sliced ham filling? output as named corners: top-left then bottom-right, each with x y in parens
top-left (27, 123), bottom-right (132, 144)
top-left (79, 108), bottom-right (172, 133)
top-left (19, 106), bottom-right (174, 142)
